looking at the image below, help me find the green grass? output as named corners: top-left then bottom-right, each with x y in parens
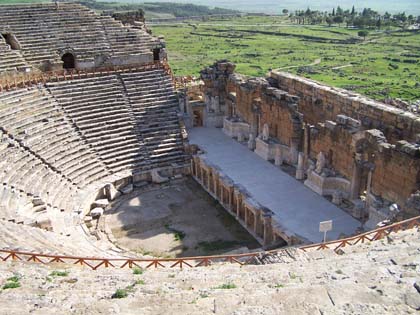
top-left (112, 288), bottom-right (128, 299)
top-left (151, 15), bottom-right (420, 102)
top-left (164, 224), bottom-right (186, 241)
top-left (2, 275), bottom-right (21, 290)
top-left (132, 267), bottom-right (143, 275)
top-left (215, 283), bottom-right (237, 289)
top-left (7, 276), bottom-right (20, 283)
top-left (2, 282), bottom-right (20, 289)
top-left (111, 279), bottom-right (145, 299)
top-left (49, 271), bottom-right (69, 277)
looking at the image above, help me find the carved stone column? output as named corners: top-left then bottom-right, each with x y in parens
top-left (244, 206), bottom-right (249, 227)
top-left (263, 215), bottom-right (273, 246)
top-left (295, 152), bottom-right (305, 180)
top-left (275, 146), bottom-right (283, 166)
top-left (190, 159), bottom-right (195, 176)
top-left (303, 124), bottom-right (311, 168)
top-left (350, 156), bottom-right (362, 200)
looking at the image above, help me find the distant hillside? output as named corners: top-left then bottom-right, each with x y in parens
top-left (105, 0), bottom-right (420, 16)
top-left (0, 0), bottom-right (240, 18)
top-left (141, 2), bottom-right (240, 17)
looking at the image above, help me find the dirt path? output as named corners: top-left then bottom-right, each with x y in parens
top-left (276, 58), bottom-right (321, 71)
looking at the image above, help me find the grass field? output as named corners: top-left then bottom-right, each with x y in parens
top-left (151, 16), bottom-right (420, 102)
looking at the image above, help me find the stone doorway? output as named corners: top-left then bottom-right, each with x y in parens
top-left (193, 109), bottom-right (203, 127)
top-left (153, 48), bottom-right (160, 61)
top-left (62, 52), bottom-right (75, 69)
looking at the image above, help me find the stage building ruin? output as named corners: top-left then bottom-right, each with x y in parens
top-left (181, 61), bottom-right (420, 242)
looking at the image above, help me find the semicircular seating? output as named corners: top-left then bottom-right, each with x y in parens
top-left (0, 67), bottom-right (188, 253)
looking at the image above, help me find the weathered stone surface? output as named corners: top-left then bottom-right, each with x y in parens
top-left (0, 228), bottom-right (419, 314)
top-left (93, 199), bottom-right (109, 208)
top-left (105, 183), bottom-right (121, 201)
top-left (271, 70), bottom-right (420, 143)
top-left (90, 207), bottom-right (104, 218)
top-left (120, 184), bottom-right (133, 195)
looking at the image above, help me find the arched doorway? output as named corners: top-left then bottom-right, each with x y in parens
top-left (62, 53), bottom-right (75, 69)
top-left (153, 48), bottom-right (160, 61)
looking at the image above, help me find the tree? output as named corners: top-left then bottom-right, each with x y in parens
top-left (358, 30), bottom-right (369, 40)
top-left (326, 17), bottom-right (333, 27)
top-left (333, 16), bottom-right (344, 26)
top-left (351, 5), bottom-right (355, 16)
top-left (376, 18), bottom-right (382, 29)
top-left (336, 6), bottom-right (344, 16)
top-left (282, 9), bottom-right (289, 15)
top-left (408, 15), bottom-right (414, 24)
top-left (393, 12), bottom-right (407, 23)
top-left (332, 8), bottom-right (335, 16)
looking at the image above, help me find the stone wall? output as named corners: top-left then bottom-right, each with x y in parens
top-left (227, 74), bottom-right (302, 147)
top-left (198, 61), bottom-right (420, 223)
top-left (307, 116), bottom-right (420, 217)
top-left (270, 71), bottom-right (420, 143)
top-left (371, 142), bottom-right (420, 207)
top-left (309, 118), bottom-right (359, 180)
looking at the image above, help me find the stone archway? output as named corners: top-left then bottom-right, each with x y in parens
top-left (62, 52), bottom-right (75, 69)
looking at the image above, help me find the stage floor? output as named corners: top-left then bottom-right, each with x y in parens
top-left (189, 127), bottom-right (361, 243)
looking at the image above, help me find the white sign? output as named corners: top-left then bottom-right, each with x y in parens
top-left (319, 220), bottom-right (333, 233)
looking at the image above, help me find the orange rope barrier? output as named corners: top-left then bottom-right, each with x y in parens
top-left (1, 215), bottom-right (419, 270)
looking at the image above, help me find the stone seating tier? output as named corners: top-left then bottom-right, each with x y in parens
top-left (0, 219), bottom-right (120, 257)
top-left (0, 68), bottom-right (187, 246)
top-left (0, 87), bottom-right (111, 188)
top-left (0, 3), bottom-right (160, 68)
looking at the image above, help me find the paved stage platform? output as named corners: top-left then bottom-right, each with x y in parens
top-left (189, 127), bottom-right (361, 243)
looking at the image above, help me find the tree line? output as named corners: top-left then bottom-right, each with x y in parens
top-left (285, 6), bottom-right (420, 29)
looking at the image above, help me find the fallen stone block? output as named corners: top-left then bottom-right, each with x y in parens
top-left (92, 199), bottom-right (109, 208)
top-left (90, 207), bottom-right (104, 218)
top-left (120, 184), bottom-right (133, 195)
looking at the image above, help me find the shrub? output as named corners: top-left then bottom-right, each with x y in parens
top-left (50, 271), bottom-right (69, 277)
top-left (132, 267), bottom-right (143, 275)
top-left (112, 289), bottom-right (128, 299)
top-left (3, 282), bottom-right (20, 290)
top-left (7, 276), bottom-right (20, 283)
top-left (215, 283), bottom-right (236, 289)
top-left (357, 30), bottom-right (369, 39)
